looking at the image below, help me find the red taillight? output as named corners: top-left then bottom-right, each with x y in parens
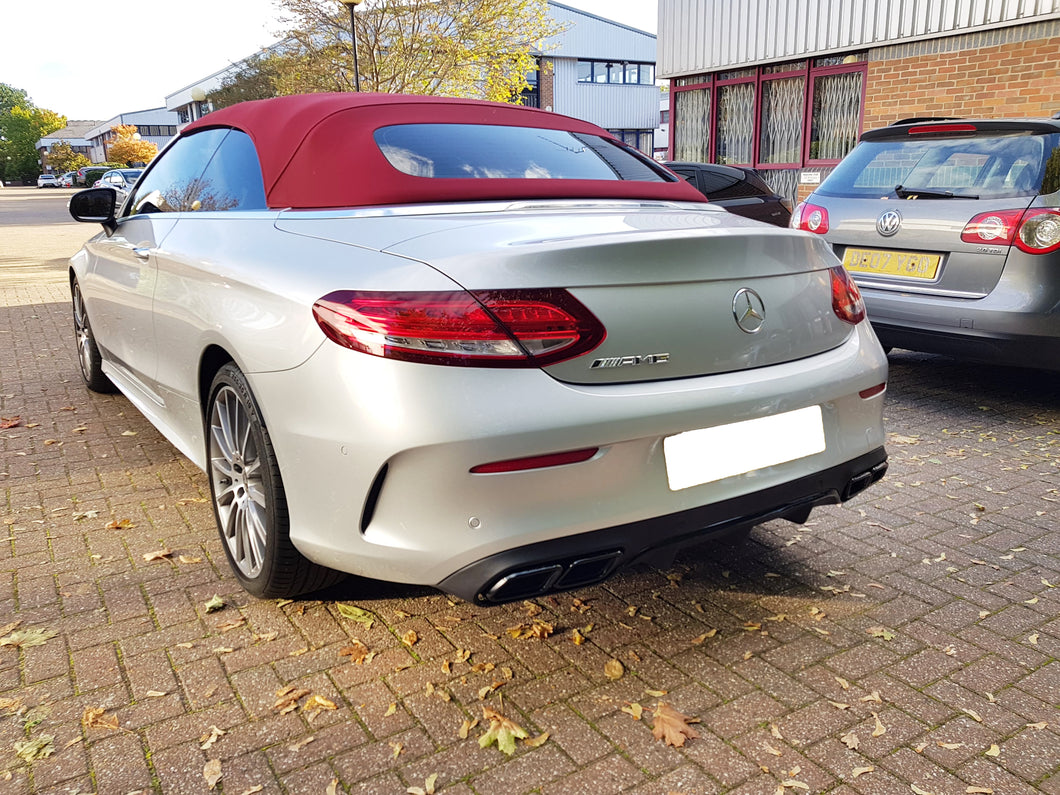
top-left (792, 202), bottom-right (829, 234)
top-left (961, 208), bottom-right (1060, 254)
top-left (470, 447), bottom-right (599, 474)
top-left (312, 289), bottom-right (605, 367)
top-left (830, 266), bottom-right (866, 325)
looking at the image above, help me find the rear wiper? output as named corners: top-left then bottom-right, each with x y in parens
top-left (894, 184), bottom-right (979, 200)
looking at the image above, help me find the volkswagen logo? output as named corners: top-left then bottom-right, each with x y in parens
top-left (732, 288), bottom-right (766, 334)
top-left (876, 209), bottom-right (902, 237)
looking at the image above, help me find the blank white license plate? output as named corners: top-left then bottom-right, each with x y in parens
top-left (663, 405), bottom-right (826, 491)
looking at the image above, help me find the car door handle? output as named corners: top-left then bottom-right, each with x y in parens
top-left (132, 246), bottom-right (153, 260)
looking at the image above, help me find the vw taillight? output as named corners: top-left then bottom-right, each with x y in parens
top-left (792, 202), bottom-right (830, 234)
top-left (312, 289), bottom-right (605, 367)
top-left (962, 208), bottom-right (1060, 254)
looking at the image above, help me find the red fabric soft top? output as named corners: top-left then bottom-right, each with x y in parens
top-left (181, 93), bottom-right (705, 209)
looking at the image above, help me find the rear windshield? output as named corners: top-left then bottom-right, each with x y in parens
top-left (374, 124), bottom-right (672, 182)
top-left (817, 132), bottom-right (1060, 200)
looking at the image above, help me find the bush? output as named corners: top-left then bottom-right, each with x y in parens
top-left (79, 167), bottom-right (110, 187)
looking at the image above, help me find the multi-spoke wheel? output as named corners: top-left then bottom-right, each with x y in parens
top-left (71, 278), bottom-right (116, 393)
top-left (207, 363), bottom-right (343, 597)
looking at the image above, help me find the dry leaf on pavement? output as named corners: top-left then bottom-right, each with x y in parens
top-left (0, 627), bottom-right (57, 648)
top-left (478, 705), bottom-right (529, 755)
top-left (841, 731), bottom-right (860, 750)
top-left (651, 702), bottom-right (700, 747)
top-left (336, 603), bottom-right (375, 629)
top-left (507, 619), bottom-right (553, 639)
top-left (871, 712), bottom-right (886, 737)
top-left (402, 630), bottom-right (419, 647)
top-left (203, 759), bottom-right (222, 789)
top-left (604, 659), bottom-right (624, 680)
top-left (339, 641), bottom-right (373, 664)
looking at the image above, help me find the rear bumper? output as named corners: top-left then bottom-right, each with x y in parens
top-left (873, 321), bottom-right (1060, 370)
top-left (439, 448), bottom-right (887, 603)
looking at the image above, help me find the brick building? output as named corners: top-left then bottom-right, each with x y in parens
top-left (657, 0), bottom-right (1060, 204)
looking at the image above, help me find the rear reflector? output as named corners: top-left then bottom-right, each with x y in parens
top-left (313, 289), bottom-right (605, 367)
top-left (859, 383), bottom-right (886, 399)
top-left (471, 448), bottom-right (599, 474)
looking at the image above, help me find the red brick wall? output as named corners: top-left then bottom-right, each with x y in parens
top-left (863, 36), bottom-right (1060, 130)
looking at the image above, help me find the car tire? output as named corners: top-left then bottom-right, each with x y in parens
top-left (71, 279), bottom-right (117, 393)
top-left (207, 363), bottom-right (345, 598)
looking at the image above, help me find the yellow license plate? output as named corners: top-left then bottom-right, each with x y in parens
top-left (843, 248), bottom-right (941, 280)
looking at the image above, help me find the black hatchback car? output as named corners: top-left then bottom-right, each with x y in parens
top-left (665, 161), bottom-right (792, 227)
top-left (792, 117), bottom-right (1060, 370)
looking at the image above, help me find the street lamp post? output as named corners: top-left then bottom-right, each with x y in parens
top-left (338, 0), bottom-right (364, 92)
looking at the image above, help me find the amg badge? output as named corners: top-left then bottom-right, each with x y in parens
top-left (591, 353), bottom-right (670, 369)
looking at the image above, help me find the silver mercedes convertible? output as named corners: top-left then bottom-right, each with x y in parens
top-left (67, 93), bottom-right (888, 603)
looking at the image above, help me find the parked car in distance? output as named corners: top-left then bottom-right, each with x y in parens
top-left (96, 168), bottom-right (144, 203)
top-left (59, 172), bottom-right (76, 187)
top-left (77, 166), bottom-right (110, 187)
top-left (37, 174), bottom-right (60, 188)
top-left (67, 93), bottom-right (888, 603)
top-left (666, 161), bottom-right (792, 227)
top-left (793, 117), bottom-right (1060, 370)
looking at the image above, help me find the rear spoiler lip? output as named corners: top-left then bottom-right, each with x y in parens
top-left (861, 119), bottom-right (1060, 141)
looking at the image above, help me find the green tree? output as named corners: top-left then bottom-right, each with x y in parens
top-left (236, 0), bottom-right (562, 103)
top-left (0, 83), bottom-right (31, 115)
top-left (1, 103), bottom-right (66, 182)
top-left (208, 53), bottom-right (287, 109)
top-left (45, 141), bottom-right (92, 174)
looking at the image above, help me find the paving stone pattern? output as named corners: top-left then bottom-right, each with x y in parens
top-left (1, 280), bottom-right (1058, 794)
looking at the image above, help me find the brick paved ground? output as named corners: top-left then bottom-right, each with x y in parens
top-left (1, 190), bottom-right (1058, 793)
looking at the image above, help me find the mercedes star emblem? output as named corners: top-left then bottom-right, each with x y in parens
top-left (732, 288), bottom-right (766, 334)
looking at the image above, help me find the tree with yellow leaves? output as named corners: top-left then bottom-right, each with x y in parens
top-left (215, 0), bottom-right (562, 105)
top-left (106, 125), bottom-right (158, 167)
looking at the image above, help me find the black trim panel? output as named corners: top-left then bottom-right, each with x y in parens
top-left (438, 447), bottom-right (888, 604)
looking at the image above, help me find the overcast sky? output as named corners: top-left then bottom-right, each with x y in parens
top-left (1, 0), bottom-right (658, 122)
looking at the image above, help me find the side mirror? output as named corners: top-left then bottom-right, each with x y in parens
top-left (69, 188), bottom-right (117, 234)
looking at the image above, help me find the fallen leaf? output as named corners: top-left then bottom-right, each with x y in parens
top-left (523, 731), bottom-right (550, 747)
top-left (622, 702), bottom-right (644, 720)
top-left (872, 712), bottom-right (887, 737)
top-left (478, 706), bottom-right (528, 755)
top-left (963, 708), bottom-right (983, 723)
top-left (273, 687), bottom-right (311, 714)
top-left (779, 780), bottom-right (810, 790)
top-left (390, 741), bottom-right (404, 758)
top-left (834, 676), bottom-right (850, 691)
top-left (860, 691), bottom-right (883, 703)
top-left (288, 736), bottom-right (315, 751)
top-left (239, 788), bottom-right (264, 795)
top-left (82, 707), bottom-right (119, 730)
top-left (840, 731), bottom-right (859, 750)
top-left (985, 744), bottom-right (1000, 757)
top-left (571, 628), bottom-right (586, 645)
top-left (339, 641), bottom-right (373, 664)
top-left (851, 766), bottom-right (874, 778)
top-left (829, 701), bottom-right (850, 710)
top-left (326, 779), bottom-right (339, 795)
top-left (911, 785), bottom-right (933, 795)
top-left (14, 735), bottom-right (54, 762)
top-left (121, 430), bottom-right (138, 436)
top-left (385, 702), bottom-right (397, 717)
top-left (203, 759), bottom-right (222, 789)
top-left (604, 659), bottom-right (624, 680)
top-left (303, 694), bottom-right (338, 718)
top-left (203, 595), bottom-right (225, 613)
top-left (651, 702), bottom-right (700, 747)
top-left (521, 600), bottom-right (543, 617)
top-left (0, 627), bottom-right (57, 648)
top-left (106, 518), bottom-right (135, 530)
top-left (402, 630), bottom-right (419, 647)
top-left (1025, 721), bottom-right (1048, 730)
top-left (178, 555), bottom-right (202, 564)
top-left (867, 626), bottom-right (896, 641)
top-left (937, 741), bottom-right (963, 750)
top-left (691, 629), bottom-right (717, 644)
top-left (770, 723), bottom-right (784, 740)
top-left (507, 619), bottom-right (553, 640)
top-left (458, 717), bottom-right (479, 738)
top-left (217, 616), bottom-right (246, 632)
top-left (763, 742), bottom-right (783, 756)
top-left (336, 603), bottom-right (375, 629)
top-left (966, 787), bottom-right (993, 794)
top-left (645, 689), bottom-right (668, 698)
top-left (199, 726), bottom-right (226, 750)
top-left (1028, 633), bottom-right (1039, 645)
top-left (0, 416), bottom-right (21, 429)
